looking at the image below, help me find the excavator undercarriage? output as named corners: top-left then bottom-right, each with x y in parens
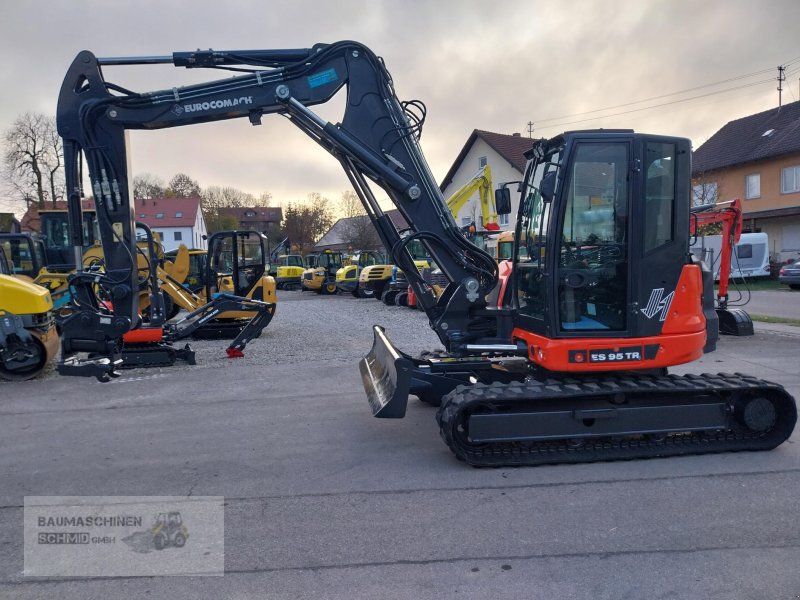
top-left (363, 327), bottom-right (796, 466)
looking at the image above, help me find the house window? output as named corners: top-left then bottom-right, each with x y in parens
top-left (175, 211), bottom-right (183, 218)
top-left (781, 166), bottom-right (800, 193)
top-left (745, 174), bottom-right (760, 199)
top-left (478, 156), bottom-right (487, 169)
top-left (174, 231), bottom-right (182, 241)
top-left (155, 212), bottom-right (164, 219)
top-left (498, 213), bottom-right (509, 226)
top-left (138, 213), bottom-right (146, 218)
top-left (692, 182), bottom-right (717, 206)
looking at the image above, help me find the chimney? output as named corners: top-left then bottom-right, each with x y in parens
top-left (512, 132), bottom-right (521, 137)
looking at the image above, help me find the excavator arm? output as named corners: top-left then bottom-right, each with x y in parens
top-left (445, 164), bottom-right (499, 232)
top-left (57, 41), bottom-right (508, 378)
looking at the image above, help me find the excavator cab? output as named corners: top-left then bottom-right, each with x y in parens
top-left (508, 131), bottom-right (716, 367)
top-left (207, 231), bottom-right (269, 299)
top-left (0, 233), bottom-right (47, 280)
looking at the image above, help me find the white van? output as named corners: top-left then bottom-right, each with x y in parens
top-left (690, 232), bottom-right (771, 280)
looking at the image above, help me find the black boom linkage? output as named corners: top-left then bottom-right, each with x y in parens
top-left (56, 41), bottom-right (511, 375)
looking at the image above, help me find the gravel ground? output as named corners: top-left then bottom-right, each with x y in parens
top-left (35, 289), bottom-right (441, 379)
top-left (189, 289), bottom-right (442, 369)
top-left (30, 289), bottom-right (437, 381)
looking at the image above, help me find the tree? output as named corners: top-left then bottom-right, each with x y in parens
top-left (166, 173), bottom-right (201, 198)
top-left (133, 173), bottom-right (166, 200)
top-left (201, 185), bottom-right (256, 232)
top-left (2, 112), bottom-right (63, 209)
top-left (337, 190), bottom-right (381, 250)
top-left (282, 193), bottom-right (334, 253)
top-left (253, 191), bottom-right (273, 207)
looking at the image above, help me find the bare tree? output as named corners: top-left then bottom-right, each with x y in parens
top-left (201, 185), bottom-right (257, 232)
top-left (166, 172), bottom-right (201, 198)
top-left (133, 173), bottom-right (166, 200)
top-left (691, 174), bottom-right (719, 208)
top-left (2, 112), bottom-right (63, 209)
top-left (253, 191), bottom-right (273, 207)
top-left (282, 193), bottom-right (334, 253)
top-left (338, 190), bottom-right (381, 250)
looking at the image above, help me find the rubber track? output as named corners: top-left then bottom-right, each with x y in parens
top-left (119, 346), bottom-right (177, 369)
top-left (436, 373), bottom-right (797, 467)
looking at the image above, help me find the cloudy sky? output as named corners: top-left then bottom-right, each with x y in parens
top-left (1, 0), bottom-right (799, 212)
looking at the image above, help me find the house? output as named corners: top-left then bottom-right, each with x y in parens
top-left (692, 100), bottom-right (800, 262)
top-left (440, 129), bottom-right (533, 231)
top-left (312, 209), bottom-right (407, 253)
top-left (136, 197), bottom-right (207, 252)
top-left (218, 206), bottom-right (283, 232)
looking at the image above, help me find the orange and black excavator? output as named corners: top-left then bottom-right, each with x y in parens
top-left (690, 198), bottom-right (753, 336)
top-left (55, 41), bottom-right (795, 465)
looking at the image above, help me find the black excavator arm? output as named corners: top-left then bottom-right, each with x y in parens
top-left (56, 41), bottom-right (512, 374)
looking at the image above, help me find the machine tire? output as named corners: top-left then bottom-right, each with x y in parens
top-left (323, 283), bottom-right (338, 295)
top-left (357, 285), bottom-right (375, 299)
top-left (351, 288), bottom-right (359, 297)
top-left (790, 284), bottom-right (800, 290)
top-left (173, 533), bottom-right (186, 548)
top-left (395, 291), bottom-right (408, 307)
top-left (372, 281), bottom-right (387, 300)
top-left (381, 288), bottom-right (398, 305)
top-left (154, 534), bottom-right (166, 550)
top-left (0, 334), bottom-right (47, 381)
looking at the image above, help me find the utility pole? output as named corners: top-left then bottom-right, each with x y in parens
top-left (777, 65), bottom-right (786, 107)
top-left (526, 121), bottom-right (534, 138)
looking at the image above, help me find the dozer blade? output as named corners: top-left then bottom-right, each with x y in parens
top-left (360, 326), bottom-right (414, 418)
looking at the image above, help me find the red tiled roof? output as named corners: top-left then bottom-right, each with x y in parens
top-left (20, 199), bottom-right (94, 232)
top-left (440, 129), bottom-right (533, 190)
top-left (134, 197), bottom-right (201, 227)
top-left (693, 100), bottom-right (800, 174)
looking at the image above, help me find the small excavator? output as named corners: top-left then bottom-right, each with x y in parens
top-left (55, 41), bottom-right (796, 465)
top-left (690, 198), bottom-right (753, 336)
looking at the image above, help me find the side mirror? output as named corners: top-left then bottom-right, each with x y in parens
top-left (494, 188), bottom-right (512, 215)
top-left (540, 171), bottom-right (557, 203)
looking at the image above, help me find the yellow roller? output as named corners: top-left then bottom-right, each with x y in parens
top-left (0, 274), bottom-right (59, 381)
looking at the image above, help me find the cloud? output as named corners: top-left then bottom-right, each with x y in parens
top-left (1, 0), bottom-right (799, 209)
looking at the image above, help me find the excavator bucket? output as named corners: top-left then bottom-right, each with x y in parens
top-left (360, 326), bottom-right (413, 418)
top-left (717, 308), bottom-right (754, 336)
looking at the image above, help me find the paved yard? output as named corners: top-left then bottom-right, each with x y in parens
top-left (0, 291), bottom-right (798, 599)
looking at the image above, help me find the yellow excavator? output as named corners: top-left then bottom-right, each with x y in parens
top-left (141, 230), bottom-right (277, 336)
top-left (0, 246), bottom-right (59, 380)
